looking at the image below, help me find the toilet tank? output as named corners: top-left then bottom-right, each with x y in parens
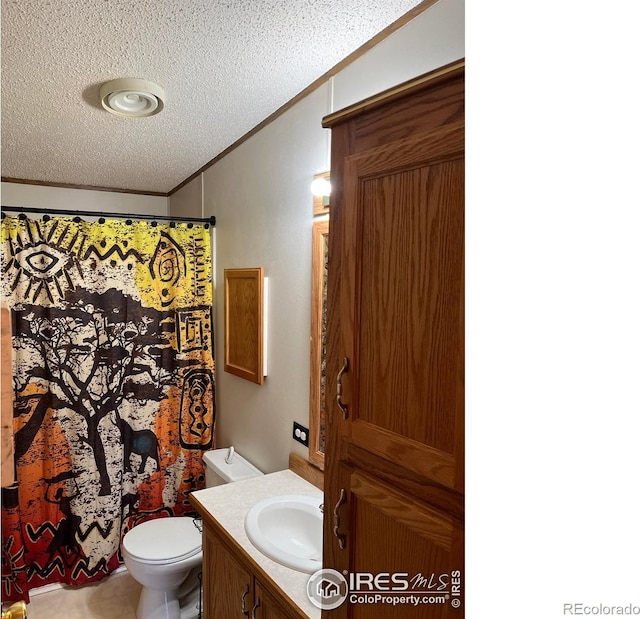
top-left (202, 447), bottom-right (263, 487)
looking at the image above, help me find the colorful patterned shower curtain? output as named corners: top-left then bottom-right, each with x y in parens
top-left (0, 215), bottom-right (215, 602)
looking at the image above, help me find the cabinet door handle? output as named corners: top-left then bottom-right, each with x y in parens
top-left (332, 488), bottom-right (347, 549)
top-left (251, 597), bottom-right (261, 619)
top-left (336, 357), bottom-right (349, 419)
top-left (241, 584), bottom-right (250, 616)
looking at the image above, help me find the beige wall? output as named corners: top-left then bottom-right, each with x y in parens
top-left (169, 174), bottom-right (203, 218)
top-left (1, 182), bottom-right (168, 215)
top-left (169, 0), bottom-right (465, 474)
top-left (201, 84), bottom-right (330, 474)
top-left (332, 0), bottom-right (464, 110)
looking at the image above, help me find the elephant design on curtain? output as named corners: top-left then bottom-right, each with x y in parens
top-left (0, 215), bottom-right (215, 602)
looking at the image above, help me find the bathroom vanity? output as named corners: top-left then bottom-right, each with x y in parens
top-left (189, 470), bottom-right (322, 619)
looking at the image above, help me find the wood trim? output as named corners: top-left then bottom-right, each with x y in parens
top-left (342, 440), bottom-right (464, 518)
top-left (168, 0), bottom-right (440, 196)
top-left (347, 422), bottom-right (456, 489)
top-left (322, 59), bottom-right (465, 129)
top-left (288, 453), bottom-right (324, 491)
top-left (1, 176), bottom-right (168, 197)
top-left (346, 119), bottom-right (465, 178)
top-left (350, 470), bottom-right (455, 552)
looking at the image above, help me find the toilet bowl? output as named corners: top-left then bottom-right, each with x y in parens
top-left (122, 448), bottom-right (263, 619)
top-left (122, 517), bottom-right (202, 619)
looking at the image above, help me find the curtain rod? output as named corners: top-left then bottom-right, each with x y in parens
top-left (0, 205), bottom-right (216, 227)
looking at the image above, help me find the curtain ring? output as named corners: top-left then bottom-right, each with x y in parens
top-left (126, 219), bottom-right (133, 226)
top-left (99, 217), bottom-right (106, 224)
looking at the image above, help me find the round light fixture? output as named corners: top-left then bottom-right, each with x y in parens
top-left (100, 78), bottom-right (165, 118)
top-left (310, 176), bottom-right (331, 197)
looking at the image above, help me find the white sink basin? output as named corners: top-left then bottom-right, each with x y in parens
top-left (244, 495), bottom-right (323, 574)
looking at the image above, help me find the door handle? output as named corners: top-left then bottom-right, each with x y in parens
top-left (332, 488), bottom-right (347, 550)
top-left (251, 597), bottom-right (261, 619)
top-left (336, 357), bottom-right (349, 419)
top-left (241, 584), bottom-right (250, 616)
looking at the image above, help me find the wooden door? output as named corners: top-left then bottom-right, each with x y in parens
top-left (338, 122), bottom-right (465, 492)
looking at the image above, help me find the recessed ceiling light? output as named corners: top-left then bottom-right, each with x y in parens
top-left (99, 78), bottom-right (165, 118)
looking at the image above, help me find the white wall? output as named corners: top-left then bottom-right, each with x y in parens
top-left (169, 0), bottom-right (465, 474)
top-left (1, 182), bottom-right (168, 215)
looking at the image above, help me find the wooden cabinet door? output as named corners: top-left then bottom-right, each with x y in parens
top-left (337, 122), bottom-right (465, 493)
top-left (203, 526), bottom-right (253, 619)
top-left (323, 64), bottom-right (465, 618)
top-left (253, 581), bottom-right (296, 619)
top-left (326, 465), bottom-right (463, 619)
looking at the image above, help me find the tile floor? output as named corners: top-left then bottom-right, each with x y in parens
top-left (19, 569), bottom-right (141, 619)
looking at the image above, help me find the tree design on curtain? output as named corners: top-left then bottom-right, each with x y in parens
top-left (0, 216), bottom-right (215, 602)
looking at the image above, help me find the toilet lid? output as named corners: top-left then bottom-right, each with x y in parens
top-left (123, 517), bottom-right (202, 564)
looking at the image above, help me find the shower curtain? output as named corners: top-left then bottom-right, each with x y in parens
top-left (0, 215), bottom-right (216, 602)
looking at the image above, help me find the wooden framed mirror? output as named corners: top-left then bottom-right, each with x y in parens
top-left (312, 172), bottom-right (330, 217)
top-left (308, 219), bottom-right (329, 468)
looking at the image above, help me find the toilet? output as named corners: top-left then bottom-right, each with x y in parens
top-left (122, 447), bottom-right (263, 619)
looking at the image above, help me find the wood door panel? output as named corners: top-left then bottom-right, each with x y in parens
top-left (348, 473), bottom-right (463, 618)
top-left (345, 149), bottom-right (464, 487)
top-left (357, 159), bottom-right (464, 443)
top-left (350, 471), bottom-right (454, 551)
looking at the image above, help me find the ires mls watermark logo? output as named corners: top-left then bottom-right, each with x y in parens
top-left (307, 569), bottom-right (350, 610)
top-left (307, 568), bottom-right (463, 610)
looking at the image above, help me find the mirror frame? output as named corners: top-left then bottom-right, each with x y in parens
top-left (308, 218), bottom-right (329, 469)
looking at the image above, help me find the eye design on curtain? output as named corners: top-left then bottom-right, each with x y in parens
top-left (6, 242), bottom-right (79, 304)
top-left (25, 249), bottom-right (60, 274)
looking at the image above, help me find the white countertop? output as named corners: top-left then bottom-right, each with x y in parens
top-left (190, 469), bottom-right (323, 619)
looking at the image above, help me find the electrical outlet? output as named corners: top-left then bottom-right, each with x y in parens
top-left (292, 421), bottom-right (309, 447)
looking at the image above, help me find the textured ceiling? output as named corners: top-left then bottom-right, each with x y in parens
top-left (1, 0), bottom-right (426, 194)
